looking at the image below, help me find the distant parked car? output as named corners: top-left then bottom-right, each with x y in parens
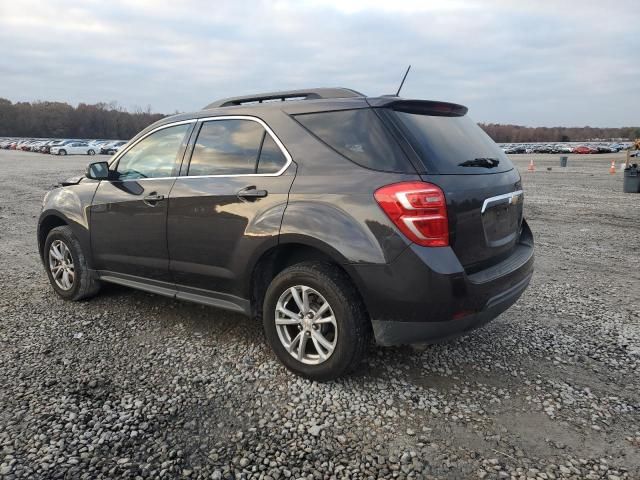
top-left (30, 141), bottom-right (48, 152)
top-left (555, 145), bottom-right (573, 153)
top-left (40, 140), bottom-right (61, 154)
top-left (108, 143), bottom-right (127, 155)
top-left (573, 146), bottom-right (593, 154)
top-left (17, 140), bottom-right (31, 151)
top-left (534, 145), bottom-right (552, 153)
top-left (596, 145), bottom-right (613, 153)
top-left (608, 144), bottom-right (621, 152)
top-left (89, 140), bottom-right (109, 151)
top-left (45, 140), bottom-right (73, 153)
top-left (50, 142), bottom-right (97, 156)
top-left (26, 141), bottom-right (40, 151)
top-left (100, 140), bottom-right (127, 155)
top-left (99, 141), bottom-right (116, 154)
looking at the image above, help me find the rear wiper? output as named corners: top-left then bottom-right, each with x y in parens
top-left (458, 158), bottom-right (500, 168)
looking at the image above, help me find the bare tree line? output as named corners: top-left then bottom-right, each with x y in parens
top-left (0, 99), bottom-right (165, 140)
top-left (0, 98), bottom-right (638, 142)
top-left (479, 123), bottom-right (640, 143)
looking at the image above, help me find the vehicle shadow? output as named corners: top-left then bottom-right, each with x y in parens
top-left (95, 283), bottom-right (522, 390)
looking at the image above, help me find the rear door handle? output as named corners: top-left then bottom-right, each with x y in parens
top-left (143, 192), bottom-right (165, 206)
top-left (237, 186), bottom-right (268, 200)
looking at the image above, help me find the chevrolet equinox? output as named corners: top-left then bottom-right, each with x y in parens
top-left (38, 88), bottom-right (534, 380)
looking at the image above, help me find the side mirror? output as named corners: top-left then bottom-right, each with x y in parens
top-left (86, 161), bottom-right (110, 180)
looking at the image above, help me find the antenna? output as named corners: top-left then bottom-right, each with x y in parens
top-left (395, 65), bottom-right (411, 96)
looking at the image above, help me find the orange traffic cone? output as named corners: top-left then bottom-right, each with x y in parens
top-left (527, 159), bottom-right (535, 172)
top-left (609, 160), bottom-right (616, 175)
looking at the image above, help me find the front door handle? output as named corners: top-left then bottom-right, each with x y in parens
top-left (237, 186), bottom-right (268, 200)
top-left (143, 192), bottom-right (165, 206)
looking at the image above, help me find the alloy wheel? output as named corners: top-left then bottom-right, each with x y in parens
top-left (48, 240), bottom-right (75, 290)
top-left (275, 285), bottom-right (337, 365)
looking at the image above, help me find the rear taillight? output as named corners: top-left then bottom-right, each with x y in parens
top-left (374, 181), bottom-right (449, 247)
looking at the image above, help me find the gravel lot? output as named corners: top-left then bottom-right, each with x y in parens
top-left (0, 149), bottom-right (638, 480)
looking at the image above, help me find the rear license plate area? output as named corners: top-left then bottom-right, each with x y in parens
top-left (482, 203), bottom-right (521, 247)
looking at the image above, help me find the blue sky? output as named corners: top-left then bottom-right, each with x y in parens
top-left (0, 0), bottom-right (638, 126)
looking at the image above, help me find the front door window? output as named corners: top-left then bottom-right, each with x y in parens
top-left (115, 124), bottom-right (191, 180)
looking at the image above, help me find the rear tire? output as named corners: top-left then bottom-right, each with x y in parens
top-left (263, 261), bottom-right (370, 381)
top-left (88, 149), bottom-right (95, 155)
top-left (44, 226), bottom-right (100, 301)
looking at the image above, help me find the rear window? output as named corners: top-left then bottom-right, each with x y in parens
top-left (294, 108), bottom-right (411, 173)
top-left (392, 111), bottom-right (514, 174)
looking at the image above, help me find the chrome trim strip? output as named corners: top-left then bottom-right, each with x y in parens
top-left (481, 190), bottom-right (524, 214)
top-left (111, 115), bottom-right (293, 181)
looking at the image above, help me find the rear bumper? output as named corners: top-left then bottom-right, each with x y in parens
top-left (371, 270), bottom-right (532, 346)
top-left (353, 220), bottom-right (534, 346)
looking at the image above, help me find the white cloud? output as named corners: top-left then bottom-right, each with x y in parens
top-left (0, 0), bottom-right (638, 126)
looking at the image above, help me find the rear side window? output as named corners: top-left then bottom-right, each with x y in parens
top-left (188, 120), bottom-right (263, 176)
top-left (187, 119), bottom-right (288, 176)
top-left (294, 108), bottom-right (411, 173)
top-left (392, 111), bottom-right (514, 174)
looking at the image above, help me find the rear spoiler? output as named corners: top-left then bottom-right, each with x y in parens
top-left (367, 97), bottom-right (468, 117)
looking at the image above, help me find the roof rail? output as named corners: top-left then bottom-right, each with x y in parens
top-left (203, 87), bottom-right (365, 109)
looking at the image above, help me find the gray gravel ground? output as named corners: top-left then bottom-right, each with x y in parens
top-left (0, 149), bottom-right (638, 480)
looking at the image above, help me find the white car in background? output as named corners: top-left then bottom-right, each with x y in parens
top-left (50, 142), bottom-right (97, 156)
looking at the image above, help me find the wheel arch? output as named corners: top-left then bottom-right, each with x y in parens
top-left (38, 213), bottom-right (69, 261)
top-left (248, 238), bottom-right (370, 324)
top-left (38, 211), bottom-right (94, 269)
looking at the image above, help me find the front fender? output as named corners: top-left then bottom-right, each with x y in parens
top-left (38, 182), bottom-right (99, 267)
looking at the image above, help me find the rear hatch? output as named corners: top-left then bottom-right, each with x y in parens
top-left (381, 102), bottom-right (524, 271)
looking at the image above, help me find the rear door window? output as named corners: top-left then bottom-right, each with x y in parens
top-left (294, 108), bottom-right (412, 173)
top-left (391, 111), bottom-right (514, 174)
top-left (188, 119), bottom-right (263, 176)
top-left (187, 119), bottom-right (289, 176)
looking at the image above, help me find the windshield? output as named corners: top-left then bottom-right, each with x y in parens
top-left (391, 111), bottom-right (515, 174)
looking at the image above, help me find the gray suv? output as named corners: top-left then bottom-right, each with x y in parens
top-left (38, 88), bottom-right (534, 380)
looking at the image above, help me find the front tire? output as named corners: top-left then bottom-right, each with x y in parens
top-left (88, 149), bottom-right (95, 155)
top-left (263, 262), bottom-right (370, 381)
top-left (58, 149), bottom-right (67, 156)
top-left (44, 226), bottom-right (100, 301)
